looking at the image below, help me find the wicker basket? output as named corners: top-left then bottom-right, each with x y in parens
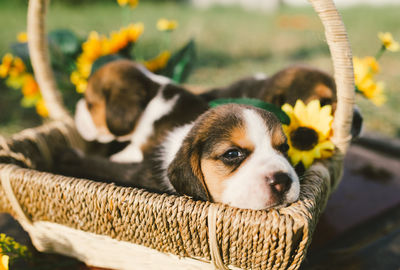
top-left (0, 0), bottom-right (355, 269)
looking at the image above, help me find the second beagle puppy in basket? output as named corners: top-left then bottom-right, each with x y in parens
top-left (201, 65), bottom-right (363, 138)
top-left (75, 59), bottom-right (208, 163)
top-left (57, 104), bottom-right (299, 210)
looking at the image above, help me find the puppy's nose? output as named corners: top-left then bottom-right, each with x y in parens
top-left (268, 172), bottom-right (292, 195)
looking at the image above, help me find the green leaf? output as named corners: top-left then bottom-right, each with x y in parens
top-left (209, 98), bottom-right (291, 125)
top-left (10, 42), bottom-right (32, 71)
top-left (162, 39), bottom-right (196, 83)
top-left (48, 29), bottom-right (81, 56)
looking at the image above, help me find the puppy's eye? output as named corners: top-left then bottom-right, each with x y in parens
top-left (320, 98), bottom-right (332, 107)
top-left (220, 148), bottom-right (247, 166)
top-left (222, 149), bottom-right (243, 160)
top-left (278, 143), bottom-right (289, 153)
top-left (86, 102), bottom-right (93, 110)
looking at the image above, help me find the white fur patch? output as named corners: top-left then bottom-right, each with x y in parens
top-left (136, 64), bottom-right (172, 85)
top-left (110, 88), bottom-right (179, 163)
top-left (253, 72), bottom-right (268, 80)
top-left (75, 99), bottom-right (115, 143)
top-left (158, 123), bottom-right (194, 191)
top-left (221, 108), bottom-right (299, 210)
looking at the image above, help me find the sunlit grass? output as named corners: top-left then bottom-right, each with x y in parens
top-left (0, 1), bottom-right (399, 136)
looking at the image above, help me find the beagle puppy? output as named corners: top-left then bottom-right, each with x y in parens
top-left (75, 59), bottom-right (208, 163)
top-left (56, 104), bottom-right (299, 210)
top-left (201, 65), bottom-right (363, 138)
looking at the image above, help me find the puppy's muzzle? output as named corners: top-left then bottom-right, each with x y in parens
top-left (267, 171), bottom-right (292, 197)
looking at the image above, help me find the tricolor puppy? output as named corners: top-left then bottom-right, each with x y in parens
top-left (201, 66), bottom-right (337, 107)
top-left (75, 59), bottom-right (208, 163)
top-left (57, 104), bottom-right (299, 210)
top-left (201, 65), bottom-right (363, 138)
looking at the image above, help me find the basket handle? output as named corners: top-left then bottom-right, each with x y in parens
top-left (27, 0), bottom-right (71, 121)
top-left (309, 0), bottom-right (355, 155)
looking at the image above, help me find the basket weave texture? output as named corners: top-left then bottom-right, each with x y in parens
top-left (0, 0), bottom-right (354, 269)
top-left (0, 121), bottom-right (337, 269)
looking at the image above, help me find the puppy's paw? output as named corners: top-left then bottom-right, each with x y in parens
top-left (110, 144), bottom-right (143, 163)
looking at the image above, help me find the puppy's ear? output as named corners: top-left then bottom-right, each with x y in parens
top-left (167, 136), bottom-right (211, 201)
top-left (351, 106), bottom-right (363, 139)
top-left (105, 88), bottom-right (142, 136)
top-left (271, 91), bottom-right (286, 107)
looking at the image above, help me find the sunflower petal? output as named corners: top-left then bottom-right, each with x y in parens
top-left (294, 100), bottom-right (307, 125)
top-left (301, 151), bottom-right (315, 169)
top-left (306, 100), bottom-right (320, 126)
top-left (290, 149), bottom-right (302, 166)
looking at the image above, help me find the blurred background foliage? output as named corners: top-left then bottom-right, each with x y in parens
top-left (0, 0), bottom-right (399, 137)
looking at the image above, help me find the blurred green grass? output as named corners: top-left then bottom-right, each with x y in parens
top-left (0, 1), bottom-right (399, 137)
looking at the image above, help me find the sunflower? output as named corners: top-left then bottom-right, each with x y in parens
top-left (17, 32), bottom-right (28, 43)
top-left (282, 100), bottom-right (335, 169)
top-left (0, 253), bottom-right (9, 270)
top-left (71, 23), bottom-right (143, 93)
top-left (0, 53), bottom-right (14, 78)
top-left (143, 50), bottom-right (171, 72)
top-left (157, 18), bottom-right (178, 32)
top-left (353, 56), bottom-right (386, 106)
top-left (378, 32), bottom-right (399, 52)
top-left (22, 74), bottom-right (40, 97)
top-left (35, 98), bottom-right (49, 118)
top-left (117, 0), bottom-right (138, 8)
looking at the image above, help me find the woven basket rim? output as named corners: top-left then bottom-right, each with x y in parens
top-left (0, 118), bottom-right (337, 269)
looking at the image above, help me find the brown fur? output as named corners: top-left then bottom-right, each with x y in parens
top-left (201, 65), bottom-right (337, 108)
top-left (168, 104), bottom-right (283, 202)
top-left (57, 104), bottom-right (289, 206)
top-left (200, 65), bottom-right (362, 138)
top-left (83, 59), bottom-right (208, 158)
top-left (85, 60), bottom-right (158, 137)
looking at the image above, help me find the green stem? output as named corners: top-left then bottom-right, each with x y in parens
top-left (375, 45), bottom-right (386, 60)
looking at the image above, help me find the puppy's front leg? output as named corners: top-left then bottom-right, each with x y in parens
top-left (110, 143), bottom-right (144, 163)
top-left (53, 147), bottom-right (141, 186)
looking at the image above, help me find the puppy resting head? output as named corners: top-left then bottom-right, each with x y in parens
top-left (75, 60), bottom-right (158, 142)
top-left (168, 104), bottom-right (299, 210)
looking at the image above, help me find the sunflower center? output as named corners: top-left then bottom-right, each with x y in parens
top-left (291, 127), bottom-right (319, 151)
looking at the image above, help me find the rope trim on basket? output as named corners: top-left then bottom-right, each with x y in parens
top-left (0, 164), bottom-right (33, 225)
top-left (208, 204), bottom-right (230, 270)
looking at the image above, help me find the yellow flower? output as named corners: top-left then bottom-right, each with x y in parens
top-left (282, 100), bottom-right (335, 169)
top-left (353, 56), bottom-right (379, 83)
top-left (0, 53), bottom-right (14, 78)
top-left (72, 24), bottom-right (143, 93)
top-left (22, 74), bottom-right (40, 97)
top-left (5, 74), bottom-right (25, 89)
top-left (36, 98), bottom-right (49, 118)
top-left (157, 18), bottom-right (178, 32)
top-left (0, 254), bottom-right (9, 270)
top-left (17, 32), bottom-right (28, 43)
top-left (378, 32), bottom-right (399, 52)
top-left (359, 79), bottom-right (386, 106)
top-left (9, 57), bottom-right (26, 77)
top-left (117, 0), bottom-right (138, 8)
top-left (353, 56), bottom-right (386, 106)
top-left (144, 51), bottom-right (171, 72)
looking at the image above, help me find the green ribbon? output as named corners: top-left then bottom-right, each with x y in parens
top-left (209, 98), bottom-right (291, 125)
